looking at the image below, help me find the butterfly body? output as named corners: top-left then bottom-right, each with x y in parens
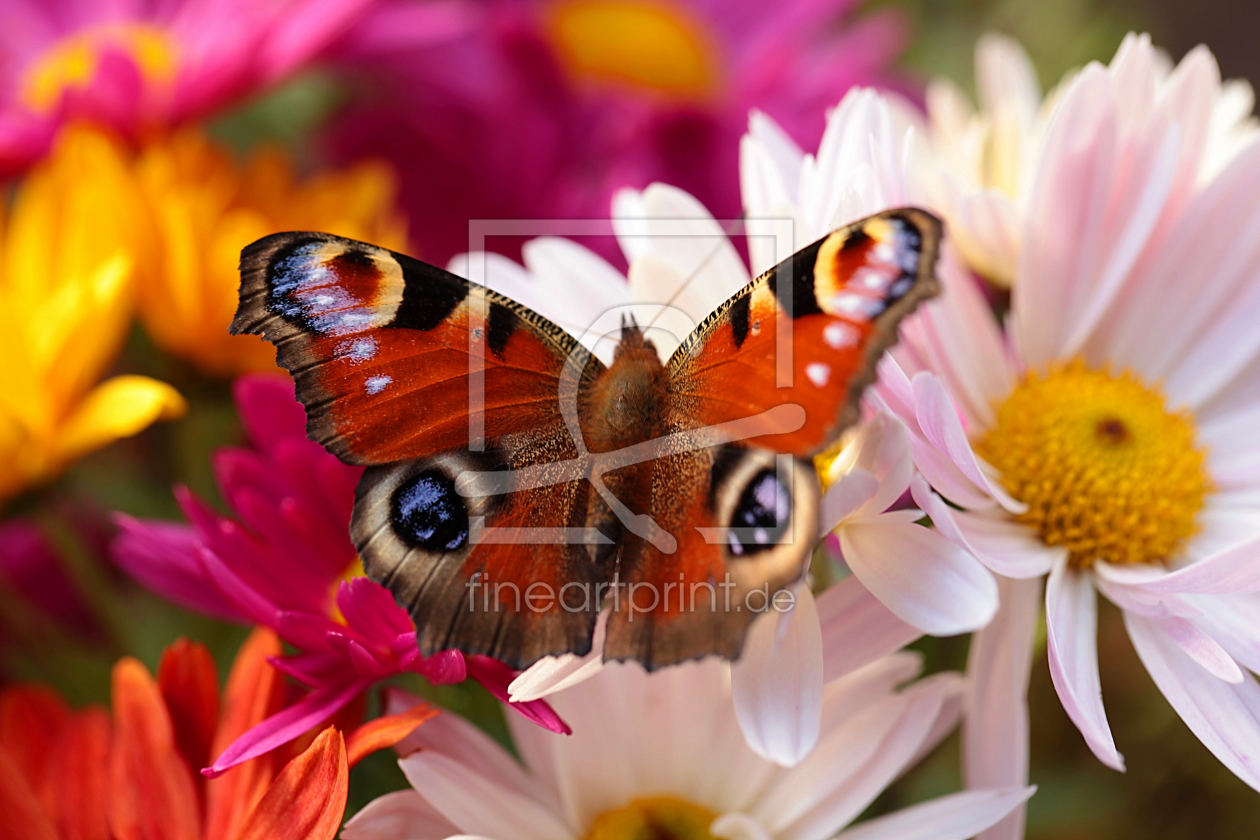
top-left (233, 208), bottom-right (941, 670)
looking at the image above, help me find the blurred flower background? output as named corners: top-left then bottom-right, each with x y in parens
top-left (2, 0), bottom-right (1259, 837)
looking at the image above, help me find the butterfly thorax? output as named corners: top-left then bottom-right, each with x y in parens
top-left (583, 326), bottom-right (669, 455)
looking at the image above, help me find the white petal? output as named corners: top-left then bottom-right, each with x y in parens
top-left (820, 652), bottom-right (924, 733)
top-left (342, 790), bottom-right (462, 840)
top-left (817, 575), bottom-right (922, 684)
top-left (509, 612), bottom-right (608, 703)
top-left (912, 372), bottom-right (1026, 513)
top-left (630, 183), bottom-right (750, 324)
top-left (963, 576), bottom-right (1042, 840)
top-left (389, 691), bottom-right (549, 802)
top-left (823, 412), bottom-right (915, 520)
top-left (905, 672), bottom-right (965, 769)
top-left (1150, 614), bottom-right (1244, 683)
top-left (521, 237), bottom-right (633, 334)
top-left (976, 33), bottom-right (1041, 124)
top-left (399, 752), bottom-right (573, 840)
top-left (1126, 611), bottom-right (1260, 791)
top-left (831, 787), bottom-right (1036, 840)
top-left (818, 469), bottom-right (879, 537)
top-left (912, 475), bottom-right (1060, 579)
top-left (840, 513), bottom-right (999, 635)
top-left (1045, 558), bottom-right (1124, 770)
top-left (769, 678), bottom-right (952, 840)
top-left (712, 812), bottom-right (775, 840)
top-left (625, 252), bottom-right (700, 361)
top-left (1185, 591), bottom-right (1260, 674)
top-left (732, 586), bottom-right (824, 767)
top-left (872, 358), bottom-right (997, 511)
top-left (1097, 533), bottom-right (1260, 595)
top-left (611, 188), bottom-right (650, 263)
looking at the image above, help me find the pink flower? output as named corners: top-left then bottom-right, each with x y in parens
top-left (327, 0), bottom-right (908, 266)
top-left (0, 0), bottom-right (472, 174)
top-left (111, 374), bottom-right (568, 777)
top-left (874, 33), bottom-right (1260, 835)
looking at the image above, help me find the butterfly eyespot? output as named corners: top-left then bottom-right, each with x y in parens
top-left (727, 469), bottom-right (792, 557)
top-left (391, 470), bottom-right (470, 553)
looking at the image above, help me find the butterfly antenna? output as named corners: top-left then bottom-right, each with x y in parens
top-left (643, 213), bottom-right (747, 333)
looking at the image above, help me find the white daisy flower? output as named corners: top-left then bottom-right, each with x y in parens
top-left (867, 31), bottom-right (1260, 830)
top-left (343, 655), bottom-right (1032, 840)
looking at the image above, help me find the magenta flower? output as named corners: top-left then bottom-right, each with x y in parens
top-left (112, 374), bottom-right (568, 777)
top-left (328, 0), bottom-right (908, 266)
top-left (0, 0), bottom-right (472, 175)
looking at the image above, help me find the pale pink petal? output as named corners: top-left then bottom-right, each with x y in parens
top-left (509, 613), bottom-right (608, 703)
top-left (1095, 533), bottom-right (1260, 595)
top-left (840, 511), bottom-right (998, 635)
top-left (818, 469), bottom-right (879, 537)
top-left (823, 412), bottom-right (914, 521)
top-left (913, 476), bottom-right (1060, 579)
top-left (341, 790), bottom-right (461, 840)
top-left (904, 672), bottom-right (965, 769)
top-left (964, 576), bottom-right (1042, 840)
top-left (831, 788), bottom-right (1036, 840)
top-left (769, 678), bottom-right (952, 840)
top-left (712, 812), bottom-right (774, 840)
top-left (732, 586), bottom-right (824, 767)
top-left (1150, 615), bottom-right (1243, 683)
top-left (820, 653), bottom-right (924, 733)
top-left (1045, 559), bottom-right (1124, 770)
top-left (1186, 592), bottom-right (1260, 674)
top-left (1126, 611), bottom-right (1260, 791)
top-left (912, 373), bottom-right (1026, 513)
top-left (817, 576), bottom-right (922, 684)
top-left (872, 359), bottom-right (996, 511)
top-left (896, 250), bottom-right (1015, 430)
top-left (399, 752), bottom-right (573, 840)
top-left (387, 689), bottom-right (557, 806)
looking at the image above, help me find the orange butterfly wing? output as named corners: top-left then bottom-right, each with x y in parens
top-left (602, 209), bottom-right (942, 666)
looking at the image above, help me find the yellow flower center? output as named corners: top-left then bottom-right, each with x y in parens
top-left (583, 796), bottom-right (717, 840)
top-left (544, 0), bottom-right (716, 98)
top-left (21, 25), bottom-right (177, 113)
top-left (975, 359), bottom-right (1211, 568)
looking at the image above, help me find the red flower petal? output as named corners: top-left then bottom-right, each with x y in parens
top-left (0, 684), bottom-right (71, 807)
top-left (108, 658), bottom-right (201, 840)
top-left (48, 708), bottom-right (111, 840)
top-left (204, 628), bottom-right (284, 840)
top-left (0, 745), bottom-right (59, 840)
top-left (159, 639), bottom-right (220, 774)
top-left (344, 702), bottom-right (438, 768)
top-left (234, 727), bottom-right (348, 840)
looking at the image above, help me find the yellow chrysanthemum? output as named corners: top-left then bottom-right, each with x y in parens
top-left (132, 130), bottom-right (410, 376)
top-left (0, 128), bottom-right (185, 504)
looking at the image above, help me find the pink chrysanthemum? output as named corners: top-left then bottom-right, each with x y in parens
top-left (874, 33), bottom-right (1260, 835)
top-left (0, 0), bottom-right (471, 174)
top-left (112, 374), bottom-right (567, 776)
top-left (328, 0), bottom-right (908, 266)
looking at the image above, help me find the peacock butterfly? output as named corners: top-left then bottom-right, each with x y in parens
top-left (232, 208), bottom-right (941, 671)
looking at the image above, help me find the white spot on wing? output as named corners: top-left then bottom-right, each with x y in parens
top-left (823, 322), bottom-right (858, 349)
top-left (805, 363), bottom-right (831, 387)
top-left (365, 375), bottom-right (392, 395)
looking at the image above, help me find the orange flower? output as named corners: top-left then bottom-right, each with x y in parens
top-left (132, 129), bottom-right (409, 376)
top-left (0, 629), bottom-right (436, 840)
